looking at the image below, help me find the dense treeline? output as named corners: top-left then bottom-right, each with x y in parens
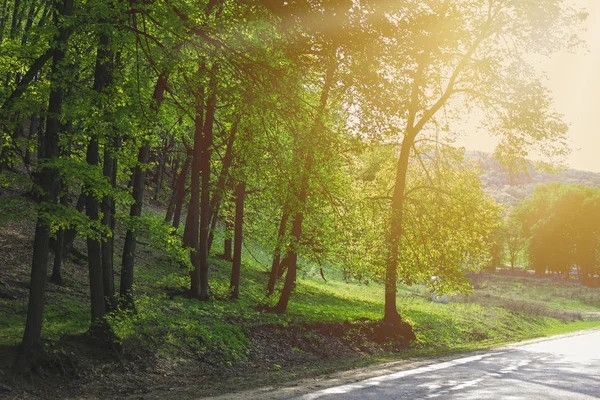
top-left (0, 0), bottom-right (583, 371)
top-left (497, 183), bottom-right (600, 282)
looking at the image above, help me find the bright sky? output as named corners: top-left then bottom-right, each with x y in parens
top-left (457, 0), bottom-right (600, 172)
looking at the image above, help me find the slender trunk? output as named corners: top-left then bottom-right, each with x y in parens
top-left (154, 154), bottom-right (164, 200)
top-left (185, 87), bottom-right (204, 297)
top-left (170, 156), bottom-right (190, 228)
top-left (102, 136), bottom-right (118, 312)
top-left (230, 181), bottom-right (245, 299)
top-left (24, 115), bottom-right (38, 165)
top-left (272, 54), bottom-right (337, 314)
top-left (384, 133), bottom-right (414, 325)
top-left (18, 0), bottom-right (73, 370)
top-left (51, 230), bottom-right (64, 284)
top-left (0, 0), bottom-right (8, 43)
top-left (196, 70), bottom-right (217, 301)
top-left (63, 191), bottom-right (85, 255)
top-left (86, 29), bottom-right (116, 331)
top-left (19, 0), bottom-right (37, 46)
top-left (50, 192), bottom-right (68, 285)
top-left (87, 32), bottom-right (118, 313)
top-left (0, 47), bottom-right (52, 170)
top-left (120, 71), bottom-right (169, 310)
top-left (224, 219), bottom-right (232, 261)
top-left (207, 116), bottom-right (239, 253)
top-left (277, 256), bottom-right (288, 279)
top-left (273, 197), bottom-right (304, 314)
top-left (165, 192), bottom-right (176, 223)
top-left (164, 153), bottom-right (180, 223)
top-left (9, 0), bottom-right (21, 39)
top-left (85, 137), bottom-right (106, 330)
top-left (267, 211), bottom-right (288, 296)
top-left (0, 48), bottom-right (52, 114)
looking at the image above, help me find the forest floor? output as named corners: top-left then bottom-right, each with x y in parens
top-left (2, 171), bottom-right (600, 399)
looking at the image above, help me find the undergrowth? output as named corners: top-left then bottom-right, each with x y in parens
top-left (2, 192), bottom-right (600, 366)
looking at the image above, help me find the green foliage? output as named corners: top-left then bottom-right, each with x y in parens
top-left (106, 293), bottom-right (250, 362)
top-left (339, 145), bottom-right (501, 294)
top-left (512, 183), bottom-right (600, 277)
top-left (139, 213), bottom-right (192, 269)
top-left (0, 0), bottom-right (592, 376)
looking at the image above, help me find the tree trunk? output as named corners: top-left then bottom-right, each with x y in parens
top-left (170, 156), bottom-right (190, 229)
top-left (0, 48), bottom-right (52, 114)
top-left (185, 82), bottom-right (204, 297)
top-left (273, 198), bottom-right (304, 314)
top-left (50, 228), bottom-right (64, 285)
top-left (230, 181), bottom-right (245, 299)
top-left (86, 29), bottom-right (117, 331)
top-left (50, 192), bottom-right (68, 285)
top-left (207, 115), bottom-right (240, 253)
top-left (88, 32), bottom-right (118, 313)
top-left (223, 220), bottom-right (232, 261)
top-left (196, 70), bottom-right (217, 301)
top-left (267, 211), bottom-right (288, 296)
top-left (63, 191), bottom-right (85, 255)
top-left (277, 256), bottom-right (289, 279)
top-left (154, 153), bottom-right (164, 200)
top-left (164, 153), bottom-right (181, 223)
top-left (272, 54), bottom-right (337, 314)
top-left (120, 71), bottom-right (169, 310)
top-left (85, 136), bottom-right (106, 333)
top-left (384, 133), bottom-right (414, 325)
top-left (102, 136), bottom-right (118, 312)
top-left (18, 0), bottom-right (73, 371)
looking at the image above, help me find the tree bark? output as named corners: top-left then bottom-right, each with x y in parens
top-left (120, 71), bottom-right (169, 310)
top-left (85, 136), bottom-right (106, 331)
top-left (170, 156), bottom-right (190, 229)
top-left (207, 115), bottom-right (240, 253)
top-left (102, 135), bottom-right (118, 312)
top-left (50, 228), bottom-right (65, 284)
top-left (164, 152), bottom-right (180, 223)
top-left (267, 211), bottom-right (288, 296)
top-left (223, 218), bottom-right (232, 261)
top-left (273, 196), bottom-right (304, 314)
top-left (63, 191), bottom-right (85, 256)
top-left (272, 54), bottom-right (337, 313)
top-left (384, 133), bottom-right (414, 325)
top-left (185, 79), bottom-right (204, 297)
top-left (18, 0), bottom-right (73, 371)
top-left (230, 181), bottom-right (245, 299)
top-left (50, 192), bottom-right (68, 285)
top-left (85, 29), bottom-right (118, 332)
top-left (196, 69), bottom-right (217, 301)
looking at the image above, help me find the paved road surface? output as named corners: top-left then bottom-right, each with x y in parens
top-left (297, 330), bottom-right (600, 400)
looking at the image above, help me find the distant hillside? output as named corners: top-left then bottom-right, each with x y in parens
top-left (467, 151), bottom-right (600, 206)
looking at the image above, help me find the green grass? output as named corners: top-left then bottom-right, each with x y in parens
top-left (470, 274), bottom-right (600, 312)
top-left (2, 192), bottom-right (600, 367)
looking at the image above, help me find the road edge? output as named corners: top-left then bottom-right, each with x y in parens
top-left (207, 327), bottom-right (600, 400)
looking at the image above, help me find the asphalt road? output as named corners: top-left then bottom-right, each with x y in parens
top-left (297, 330), bottom-right (600, 400)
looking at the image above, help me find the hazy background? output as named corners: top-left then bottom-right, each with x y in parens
top-left (457, 0), bottom-right (600, 172)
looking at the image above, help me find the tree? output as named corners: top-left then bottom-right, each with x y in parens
top-left (18, 0), bottom-right (74, 371)
top-left (515, 183), bottom-right (600, 280)
top-left (504, 212), bottom-right (527, 272)
top-left (340, 144), bottom-right (500, 299)
top-left (359, 0), bottom-right (581, 325)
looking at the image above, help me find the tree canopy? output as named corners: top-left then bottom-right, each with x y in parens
top-left (0, 0), bottom-right (585, 369)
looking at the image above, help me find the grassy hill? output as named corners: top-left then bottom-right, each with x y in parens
top-left (2, 171), bottom-right (600, 398)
